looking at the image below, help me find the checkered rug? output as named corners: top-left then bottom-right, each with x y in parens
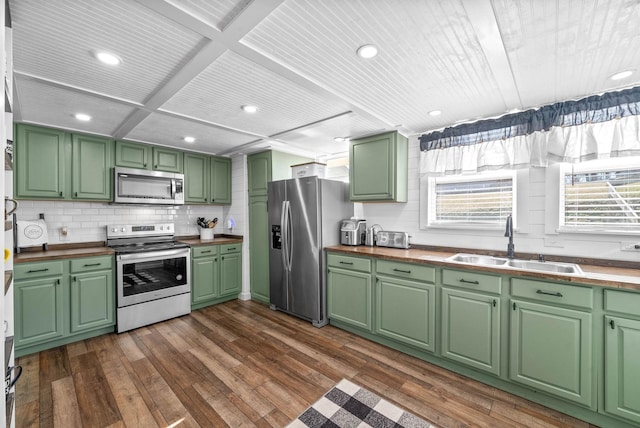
top-left (287, 379), bottom-right (434, 428)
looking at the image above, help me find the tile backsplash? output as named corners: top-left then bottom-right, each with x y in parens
top-left (14, 201), bottom-right (226, 245)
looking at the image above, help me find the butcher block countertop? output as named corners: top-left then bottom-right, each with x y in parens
top-left (325, 245), bottom-right (640, 291)
top-left (13, 235), bottom-right (243, 264)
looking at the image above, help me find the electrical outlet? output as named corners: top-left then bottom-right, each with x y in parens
top-left (59, 226), bottom-right (70, 242)
top-left (620, 242), bottom-right (640, 251)
top-left (544, 237), bottom-right (564, 248)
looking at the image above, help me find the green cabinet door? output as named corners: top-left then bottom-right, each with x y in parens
top-left (192, 256), bottom-right (218, 304)
top-left (249, 195), bottom-right (270, 303)
top-left (247, 151), bottom-right (272, 196)
top-left (441, 288), bottom-right (501, 375)
top-left (72, 134), bottom-right (113, 200)
top-left (327, 267), bottom-right (373, 331)
top-left (115, 140), bottom-right (152, 169)
top-left (375, 275), bottom-right (435, 351)
top-left (15, 124), bottom-right (67, 199)
top-left (510, 299), bottom-right (593, 407)
top-left (184, 153), bottom-right (209, 203)
top-left (153, 147), bottom-right (183, 173)
top-left (220, 251), bottom-right (241, 297)
top-left (210, 156), bottom-right (231, 204)
top-left (349, 131), bottom-right (407, 202)
top-left (15, 276), bottom-right (65, 347)
top-left (605, 316), bottom-right (640, 424)
top-left (70, 270), bottom-right (115, 333)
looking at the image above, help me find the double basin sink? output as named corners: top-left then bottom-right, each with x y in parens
top-left (446, 253), bottom-right (584, 275)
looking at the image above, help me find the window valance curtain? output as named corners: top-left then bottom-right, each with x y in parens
top-left (419, 86), bottom-right (640, 175)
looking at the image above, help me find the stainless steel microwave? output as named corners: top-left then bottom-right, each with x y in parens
top-left (113, 167), bottom-right (184, 205)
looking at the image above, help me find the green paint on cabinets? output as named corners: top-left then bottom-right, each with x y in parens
top-left (327, 266), bottom-right (373, 331)
top-left (71, 133), bottom-right (113, 200)
top-left (70, 269), bottom-right (114, 333)
top-left (184, 153), bottom-right (209, 203)
top-left (115, 140), bottom-right (151, 169)
top-left (248, 195), bottom-right (270, 303)
top-left (210, 156), bottom-right (231, 204)
top-left (191, 243), bottom-right (242, 309)
top-left (15, 276), bottom-right (65, 347)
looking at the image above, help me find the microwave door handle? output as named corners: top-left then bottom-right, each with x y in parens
top-left (171, 179), bottom-right (176, 198)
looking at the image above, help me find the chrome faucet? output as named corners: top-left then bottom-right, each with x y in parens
top-left (505, 214), bottom-right (515, 259)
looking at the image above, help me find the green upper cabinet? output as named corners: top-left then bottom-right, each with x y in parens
top-left (247, 150), bottom-right (312, 196)
top-left (184, 153), bottom-right (209, 203)
top-left (184, 154), bottom-right (231, 204)
top-left (349, 131), bottom-right (408, 202)
top-left (248, 151), bottom-right (272, 196)
top-left (72, 134), bottom-right (113, 200)
top-left (509, 299), bottom-right (593, 408)
top-left (153, 146), bottom-right (183, 173)
top-left (210, 156), bottom-right (231, 204)
top-left (114, 140), bottom-right (152, 169)
top-left (15, 124), bottom-right (68, 199)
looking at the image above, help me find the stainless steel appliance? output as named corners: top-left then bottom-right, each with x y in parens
top-left (113, 167), bottom-right (184, 205)
top-left (340, 219), bottom-right (366, 246)
top-left (376, 231), bottom-right (410, 249)
top-left (268, 176), bottom-right (352, 327)
top-left (107, 223), bottom-right (191, 332)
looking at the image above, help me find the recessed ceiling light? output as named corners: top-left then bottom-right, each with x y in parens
top-left (94, 51), bottom-right (122, 66)
top-left (334, 137), bottom-right (349, 143)
top-left (184, 136), bottom-right (195, 143)
top-left (356, 44), bottom-right (378, 59)
top-left (241, 105), bottom-right (258, 113)
top-left (429, 110), bottom-right (442, 116)
top-left (610, 70), bottom-right (633, 81)
top-left (75, 113), bottom-right (91, 121)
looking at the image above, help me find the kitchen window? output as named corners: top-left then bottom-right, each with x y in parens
top-left (426, 171), bottom-right (516, 229)
top-left (559, 157), bottom-right (640, 233)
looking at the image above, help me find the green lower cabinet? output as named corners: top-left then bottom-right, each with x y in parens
top-left (375, 275), bottom-right (435, 352)
top-left (70, 270), bottom-right (115, 333)
top-left (327, 267), bottom-right (373, 331)
top-left (605, 316), bottom-right (640, 424)
top-left (509, 299), bottom-right (593, 407)
top-left (15, 275), bottom-right (65, 347)
top-left (220, 251), bottom-right (242, 297)
top-left (249, 195), bottom-right (270, 303)
top-left (191, 244), bottom-right (242, 309)
top-left (192, 255), bottom-right (218, 303)
top-left (441, 288), bottom-right (501, 375)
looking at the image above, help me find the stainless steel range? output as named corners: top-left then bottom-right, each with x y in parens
top-left (107, 223), bottom-right (191, 333)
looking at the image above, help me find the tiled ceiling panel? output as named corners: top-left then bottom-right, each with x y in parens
top-left (494, 0), bottom-right (640, 108)
top-left (276, 113), bottom-right (388, 156)
top-left (10, 0), bottom-right (204, 103)
top-left (165, 0), bottom-right (253, 31)
top-left (241, 0), bottom-right (506, 134)
top-left (14, 76), bottom-right (137, 136)
top-left (125, 112), bottom-right (256, 154)
top-left (161, 51), bottom-right (352, 136)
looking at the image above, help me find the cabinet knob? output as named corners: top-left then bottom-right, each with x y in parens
top-left (609, 319), bottom-right (615, 329)
top-left (59, 191), bottom-right (63, 197)
top-left (144, 163), bottom-right (147, 167)
top-left (75, 192), bottom-right (78, 197)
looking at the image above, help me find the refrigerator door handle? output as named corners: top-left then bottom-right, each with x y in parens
top-left (281, 200), bottom-right (289, 271)
top-left (286, 200), bottom-right (293, 270)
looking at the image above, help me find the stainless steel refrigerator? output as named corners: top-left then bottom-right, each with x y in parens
top-left (268, 176), bottom-right (352, 327)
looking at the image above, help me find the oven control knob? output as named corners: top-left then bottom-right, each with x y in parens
top-left (159, 225), bottom-right (164, 230)
top-left (121, 227), bottom-right (126, 232)
top-left (111, 227), bottom-right (117, 232)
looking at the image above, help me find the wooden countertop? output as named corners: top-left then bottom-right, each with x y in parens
top-left (13, 235), bottom-right (243, 263)
top-left (178, 235), bottom-right (243, 247)
top-left (325, 245), bottom-right (640, 291)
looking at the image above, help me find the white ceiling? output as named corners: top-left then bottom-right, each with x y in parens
top-left (9, 0), bottom-right (640, 159)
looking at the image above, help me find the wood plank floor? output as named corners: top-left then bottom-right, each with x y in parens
top-left (15, 300), bottom-right (597, 428)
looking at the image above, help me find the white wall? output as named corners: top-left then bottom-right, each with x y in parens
top-left (361, 136), bottom-right (640, 262)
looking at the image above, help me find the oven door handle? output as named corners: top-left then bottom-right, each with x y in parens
top-left (117, 248), bottom-right (190, 262)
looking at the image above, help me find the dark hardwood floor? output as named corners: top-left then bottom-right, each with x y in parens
top-left (16, 300), bottom-right (595, 427)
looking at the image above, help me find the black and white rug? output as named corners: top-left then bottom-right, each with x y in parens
top-left (288, 379), bottom-right (435, 428)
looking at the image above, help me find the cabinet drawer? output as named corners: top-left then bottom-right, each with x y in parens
top-left (220, 243), bottom-right (241, 255)
top-left (327, 253), bottom-right (371, 272)
top-left (442, 269), bottom-right (502, 294)
top-left (511, 278), bottom-right (593, 310)
top-left (192, 246), bottom-right (218, 258)
top-left (604, 289), bottom-right (640, 316)
top-left (70, 255), bottom-right (113, 273)
top-left (376, 260), bottom-right (435, 283)
top-left (15, 260), bottom-right (64, 279)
